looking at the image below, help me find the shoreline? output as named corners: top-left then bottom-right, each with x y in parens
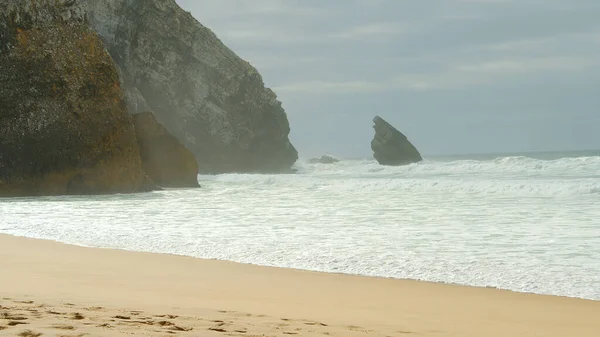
top-left (4, 233), bottom-right (596, 303)
top-left (1, 234), bottom-right (600, 336)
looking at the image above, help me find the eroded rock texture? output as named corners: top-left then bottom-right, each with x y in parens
top-left (0, 0), bottom-right (151, 196)
top-left (371, 116), bottom-right (422, 166)
top-left (83, 0), bottom-right (298, 174)
top-left (133, 111), bottom-right (199, 188)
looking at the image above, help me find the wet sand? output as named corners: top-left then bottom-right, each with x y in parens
top-left (1, 234), bottom-right (599, 336)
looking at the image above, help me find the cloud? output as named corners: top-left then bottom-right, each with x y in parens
top-left (272, 54), bottom-right (599, 94)
top-left (473, 31), bottom-right (600, 52)
top-left (241, 55), bottom-right (324, 70)
top-left (178, 0), bottom-right (322, 18)
top-left (456, 56), bottom-right (599, 74)
top-left (184, 0), bottom-right (598, 94)
top-left (218, 29), bottom-right (321, 45)
top-left (457, 0), bottom-right (514, 3)
top-left (274, 81), bottom-right (383, 94)
top-left (328, 22), bottom-right (409, 39)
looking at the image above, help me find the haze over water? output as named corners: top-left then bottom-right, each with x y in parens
top-left (2, 150), bottom-right (599, 300)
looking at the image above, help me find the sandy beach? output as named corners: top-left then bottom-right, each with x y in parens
top-left (0, 234), bottom-right (599, 336)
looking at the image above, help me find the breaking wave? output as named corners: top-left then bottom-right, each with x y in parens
top-left (202, 155), bottom-right (600, 197)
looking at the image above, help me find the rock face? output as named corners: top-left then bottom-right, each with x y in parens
top-left (0, 0), bottom-right (151, 196)
top-left (371, 116), bottom-right (422, 166)
top-left (132, 112), bottom-right (199, 188)
top-left (83, 0), bottom-right (298, 174)
top-left (308, 155), bottom-right (340, 164)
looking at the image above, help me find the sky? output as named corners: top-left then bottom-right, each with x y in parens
top-left (176, 0), bottom-right (599, 158)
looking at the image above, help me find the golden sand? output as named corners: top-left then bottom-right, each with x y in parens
top-left (1, 234), bottom-right (599, 336)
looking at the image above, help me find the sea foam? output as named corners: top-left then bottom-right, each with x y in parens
top-left (2, 154), bottom-right (600, 300)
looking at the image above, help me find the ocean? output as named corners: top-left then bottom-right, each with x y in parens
top-left (1, 150), bottom-right (599, 300)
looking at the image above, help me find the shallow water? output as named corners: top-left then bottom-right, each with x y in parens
top-left (2, 153), bottom-right (600, 300)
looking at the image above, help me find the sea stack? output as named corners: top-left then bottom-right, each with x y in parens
top-left (83, 0), bottom-right (298, 174)
top-left (132, 112), bottom-right (199, 188)
top-left (308, 155), bottom-right (341, 164)
top-left (371, 116), bottom-right (422, 166)
top-left (0, 0), bottom-right (151, 196)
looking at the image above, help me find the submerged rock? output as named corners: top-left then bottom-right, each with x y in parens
top-left (132, 112), bottom-right (199, 188)
top-left (371, 116), bottom-right (422, 166)
top-left (83, 0), bottom-right (298, 174)
top-left (308, 155), bottom-right (340, 164)
top-left (0, 0), bottom-right (151, 196)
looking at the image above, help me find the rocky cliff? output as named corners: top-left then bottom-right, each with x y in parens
top-left (83, 0), bottom-right (298, 174)
top-left (0, 0), bottom-right (151, 196)
top-left (133, 111), bottom-right (199, 188)
top-left (371, 116), bottom-right (422, 166)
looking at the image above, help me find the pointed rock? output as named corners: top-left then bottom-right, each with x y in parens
top-left (371, 116), bottom-right (422, 166)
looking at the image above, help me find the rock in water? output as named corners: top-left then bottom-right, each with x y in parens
top-left (83, 0), bottom-right (298, 174)
top-left (0, 0), bottom-right (151, 197)
top-left (371, 116), bottom-right (422, 166)
top-left (308, 155), bottom-right (340, 164)
top-left (132, 112), bottom-right (199, 188)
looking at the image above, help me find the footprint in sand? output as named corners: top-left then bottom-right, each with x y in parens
top-left (304, 321), bottom-right (328, 327)
top-left (8, 321), bottom-right (28, 326)
top-left (52, 324), bottom-right (76, 330)
top-left (85, 306), bottom-right (104, 311)
top-left (156, 320), bottom-right (175, 327)
top-left (17, 330), bottom-right (42, 337)
top-left (208, 327), bottom-right (227, 333)
top-left (347, 325), bottom-right (374, 333)
top-left (26, 308), bottom-right (41, 316)
top-left (2, 312), bottom-right (26, 319)
top-left (155, 314), bottom-right (178, 319)
top-left (168, 325), bottom-right (192, 332)
top-left (47, 310), bottom-right (64, 315)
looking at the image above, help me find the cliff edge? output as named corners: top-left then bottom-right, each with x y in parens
top-left (0, 0), bottom-right (151, 196)
top-left (371, 116), bottom-right (422, 166)
top-left (83, 0), bottom-right (298, 174)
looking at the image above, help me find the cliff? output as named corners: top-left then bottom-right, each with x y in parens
top-left (371, 116), bottom-right (422, 166)
top-left (133, 112), bottom-right (199, 188)
top-left (0, 0), bottom-right (151, 196)
top-left (83, 0), bottom-right (298, 174)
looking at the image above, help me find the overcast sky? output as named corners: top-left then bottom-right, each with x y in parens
top-left (176, 0), bottom-right (599, 158)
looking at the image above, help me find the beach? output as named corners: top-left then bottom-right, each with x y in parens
top-left (1, 234), bottom-right (599, 336)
